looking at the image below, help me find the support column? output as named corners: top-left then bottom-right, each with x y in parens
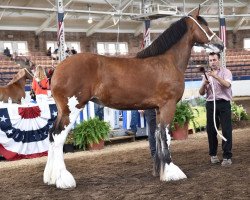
top-left (218, 0), bottom-right (226, 67)
top-left (57, 0), bottom-right (66, 62)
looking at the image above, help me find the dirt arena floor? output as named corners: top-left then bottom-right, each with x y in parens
top-left (0, 98), bottom-right (250, 200)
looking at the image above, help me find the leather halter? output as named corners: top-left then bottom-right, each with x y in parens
top-left (188, 16), bottom-right (216, 41)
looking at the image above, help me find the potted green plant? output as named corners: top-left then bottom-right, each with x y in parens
top-left (231, 101), bottom-right (248, 122)
top-left (73, 117), bottom-right (111, 150)
top-left (170, 101), bottom-right (198, 140)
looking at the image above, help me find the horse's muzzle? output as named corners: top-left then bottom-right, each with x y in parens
top-left (215, 44), bottom-right (224, 52)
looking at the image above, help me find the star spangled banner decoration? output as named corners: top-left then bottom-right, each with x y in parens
top-left (141, 20), bottom-right (151, 49)
top-left (219, 17), bottom-right (226, 47)
top-left (0, 103), bottom-right (57, 160)
top-left (57, 0), bottom-right (66, 61)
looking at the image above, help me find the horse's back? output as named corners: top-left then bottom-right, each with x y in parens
top-left (50, 52), bottom-right (184, 108)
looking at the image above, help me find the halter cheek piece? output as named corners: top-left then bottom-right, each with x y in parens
top-left (188, 16), bottom-right (216, 41)
top-left (24, 67), bottom-right (34, 78)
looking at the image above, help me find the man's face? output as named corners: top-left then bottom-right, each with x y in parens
top-left (208, 54), bottom-right (220, 70)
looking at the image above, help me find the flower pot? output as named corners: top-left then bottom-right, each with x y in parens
top-left (87, 140), bottom-right (105, 150)
top-left (171, 123), bottom-right (188, 140)
top-left (63, 144), bottom-right (75, 153)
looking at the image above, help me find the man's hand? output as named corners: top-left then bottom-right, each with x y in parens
top-left (208, 70), bottom-right (218, 79)
top-left (208, 70), bottom-right (231, 88)
top-left (203, 79), bottom-right (210, 85)
top-left (199, 79), bottom-right (209, 95)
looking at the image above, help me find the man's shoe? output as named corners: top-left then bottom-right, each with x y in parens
top-left (221, 159), bottom-right (232, 167)
top-left (210, 156), bottom-right (220, 164)
top-left (125, 130), bottom-right (136, 136)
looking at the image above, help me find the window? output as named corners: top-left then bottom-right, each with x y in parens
top-left (97, 42), bottom-right (128, 55)
top-left (46, 41), bottom-right (80, 53)
top-left (107, 43), bottom-right (116, 55)
top-left (47, 42), bottom-right (56, 52)
top-left (3, 42), bottom-right (13, 54)
top-left (0, 41), bottom-right (28, 55)
top-left (69, 42), bottom-right (80, 53)
top-left (97, 43), bottom-right (105, 55)
top-left (243, 38), bottom-right (250, 50)
top-left (118, 43), bottom-right (127, 55)
top-left (17, 42), bottom-right (27, 55)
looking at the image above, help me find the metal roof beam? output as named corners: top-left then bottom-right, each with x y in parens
top-left (134, 23), bottom-right (143, 36)
top-left (86, 0), bottom-right (134, 36)
top-left (232, 6), bottom-right (249, 33)
top-left (35, 13), bottom-right (56, 35)
top-left (35, 0), bottom-right (74, 35)
top-left (0, 5), bottom-right (136, 16)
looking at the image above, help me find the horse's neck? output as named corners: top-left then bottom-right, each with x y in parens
top-left (10, 77), bottom-right (26, 88)
top-left (167, 32), bottom-right (194, 72)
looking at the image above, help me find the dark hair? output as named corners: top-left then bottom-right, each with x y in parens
top-left (209, 52), bottom-right (220, 59)
top-left (136, 17), bottom-right (188, 58)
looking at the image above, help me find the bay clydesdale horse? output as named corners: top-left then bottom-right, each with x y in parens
top-left (44, 8), bottom-right (224, 189)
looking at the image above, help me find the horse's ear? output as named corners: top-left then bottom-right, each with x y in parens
top-left (190, 6), bottom-right (200, 18)
top-left (198, 5), bottom-right (201, 16)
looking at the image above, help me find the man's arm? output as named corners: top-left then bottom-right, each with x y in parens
top-left (199, 80), bottom-right (209, 95)
top-left (208, 71), bottom-right (231, 88)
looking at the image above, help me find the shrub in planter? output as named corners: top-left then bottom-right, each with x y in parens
top-left (170, 101), bottom-right (199, 139)
top-left (231, 101), bottom-right (249, 122)
top-left (171, 101), bottom-right (198, 130)
top-left (73, 117), bottom-right (111, 150)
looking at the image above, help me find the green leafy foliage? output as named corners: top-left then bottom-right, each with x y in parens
top-left (231, 101), bottom-right (249, 122)
top-left (73, 117), bottom-right (111, 150)
top-left (65, 132), bottom-right (74, 144)
top-left (195, 97), bottom-right (206, 107)
top-left (171, 101), bottom-right (199, 131)
top-left (189, 106), bottom-right (206, 132)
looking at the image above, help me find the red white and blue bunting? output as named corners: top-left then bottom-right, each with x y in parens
top-left (0, 103), bottom-right (57, 160)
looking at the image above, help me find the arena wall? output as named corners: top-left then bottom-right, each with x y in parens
top-left (1, 30), bottom-right (250, 53)
top-left (183, 80), bottom-right (250, 99)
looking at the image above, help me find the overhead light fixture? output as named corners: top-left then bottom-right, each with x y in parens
top-left (87, 4), bottom-right (93, 24)
top-left (88, 17), bottom-right (93, 24)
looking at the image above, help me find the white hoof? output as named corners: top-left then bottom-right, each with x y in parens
top-left (43, 145), bottom-right (55, 185)
top-left (56, 169), bottom-right (76, 189)
top-left (161, 162), bottom-right (187, 181)
top-left (43, 164), bottom-right (54, 185)
top-left (43, 163), bottom-right (57, 185)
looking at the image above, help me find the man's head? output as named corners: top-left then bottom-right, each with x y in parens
top-left (208, 52), bottom-right (220, 70)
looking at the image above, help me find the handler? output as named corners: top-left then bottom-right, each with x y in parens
top-left (199, 52), bottom-right (233, 167)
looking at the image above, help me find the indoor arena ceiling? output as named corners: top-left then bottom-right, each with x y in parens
top-left (0, 0), bottom-right (250, 36)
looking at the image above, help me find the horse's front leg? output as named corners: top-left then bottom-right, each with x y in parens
top-left (156, 102), bottom-right (187, 181)
top-left (44, 96), bottom-right (81, 189)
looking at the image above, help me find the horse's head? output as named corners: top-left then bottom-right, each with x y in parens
top-left (24, 68), bottom-right (34, 80)
top-left (15, 56), bottom-right (36, 70)
top-left (187, 7), bottom-right (224, 52)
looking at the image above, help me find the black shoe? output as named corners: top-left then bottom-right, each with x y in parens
top-left (125, 130), bottom-right (136, 136)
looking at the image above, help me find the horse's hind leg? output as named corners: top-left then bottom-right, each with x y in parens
top-left (44, 96), bottom-right (83, 189)
top-left (156, 101), bottom-right (187, 181)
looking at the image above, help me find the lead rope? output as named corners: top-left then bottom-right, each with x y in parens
top-left (210, 77), bottom-right (227, 141)
top-left (23, 68), bottom-right (35, 95)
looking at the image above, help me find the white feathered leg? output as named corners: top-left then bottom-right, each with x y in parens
top-left (43, 142), bottom-right (54, 184)
top-left (53, 129), bottom-right (76, 188)
top-left (43, 96), bottom-right (81, 189)
top-left (160, 126), bottom-right (187, 181)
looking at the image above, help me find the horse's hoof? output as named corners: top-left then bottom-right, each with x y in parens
top-left (162, 162), bottom-right (187, 181)
top-left (152, 171), bottom-right (159, 177)
top-left (56, 169), bottom-right (76, 189)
